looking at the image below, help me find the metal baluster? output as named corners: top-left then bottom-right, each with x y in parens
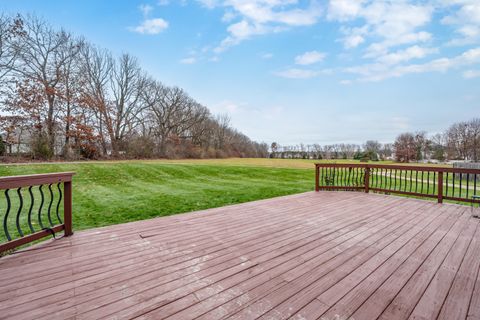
top-left (381, 168), bottom-right (384, 190)
top-left (321, 167), bottom-right (324, 186)
top-left (426, 172), bottom-right (430, 195)
top-left (474, 174), bottom-right (477, 197)
top-left (459, 173), bottom-right (462, 198)
top-left (410, 170), bottom-right (413, 192)
top-left (47, 184), bottom-right (54, 226)
top-left (389, 169), bottom-right (393, 190)
top-left (38, 185), bottom-right (45, 229)
top-left (15, 188), bottom-right (24, 237)
top-left (452, 172), bottom-right (456, 196)
top-left (347, 167), bottom-right (352, 188)
top-left (3, 189), bottom-right (11, 241)
top-left (399, 170), bottom-right (402, 191)
top-left (415, 171), bottom-right (419, 193)
top-left (56, 183), bottom-right (63, 224)
top-left (27, 186), bottom-right (35, 233)
top-left (466, 173), bottom-right (470, 200)
top-left (339, 167), bottom-right (343, 187)
top-left (433, 172), bottom-right (436, 195)
top-left (421, 171), bottom-right (424, 194)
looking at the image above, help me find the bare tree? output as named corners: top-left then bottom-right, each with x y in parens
top-left (394, 133), bottom-right (416, 162)
top-left (469, 118), bottom-right (480, 161)
top-left (0, 15), bottom-right (19, 84)
top-left (78, 44), bottom-right (114, 155)
top-left (0, 14), bottom-right (268, 160)
top-left (446, 122), bottom-right (470, 160)
top-left (7, 15), bottom-right (82, 152)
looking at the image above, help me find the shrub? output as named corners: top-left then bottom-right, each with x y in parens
top-left (125, 136), bottom-right (156, 159)
top-left (30, 134), bottom-right (53, 159)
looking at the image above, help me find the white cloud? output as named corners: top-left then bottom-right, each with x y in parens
top-left (347, 47), bottom-right (480, 81)
top-left (180, 57), bottom-right (196, 64)
top-left (327, 0), bottom-right (365, 21)
top-left (158, 0), bottom-right (169, 5)
top-left (208, 1), bottom-right (322, 52)
top-left (328, 1), bottom-right (434, 55)
top-left (214, 20), bottom-right (280, 53)
top-left (463, 69), bottom-right (480, 78)
top-left (131, 18), bottom-right (168, 34)
top-left (294, 51), bottom-right (326, 65)
top-left (376, 46), bottom-right (438, 65)
top-left (442, 1), bottom-right (480, 45)
top-left (339, 25), bottom-right (369, 49)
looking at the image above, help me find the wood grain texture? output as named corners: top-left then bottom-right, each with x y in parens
top-left (0, 191), bottom-right (478, 320)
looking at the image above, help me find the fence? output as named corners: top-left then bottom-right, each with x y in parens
top-left (0, 172), bottom-right (74, 253)
top-left (315, 163), bottom-right (480, 204)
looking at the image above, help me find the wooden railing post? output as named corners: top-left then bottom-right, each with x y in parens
top-left (438, 171), bottom-right (443, 204)
top-left (64, 180), bottom-right (73, 236)
top-left (315, 165), bottom-right (319, 192)
top-left (364, 166), bottom-right (370, 193)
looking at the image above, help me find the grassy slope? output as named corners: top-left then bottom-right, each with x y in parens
top-left (0, 158), bottom-right (454, 240)
top-left (0, 160), bottom-right (314, 235)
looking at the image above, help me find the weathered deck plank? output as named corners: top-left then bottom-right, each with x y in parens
top-left (0, 191), bottom-right (478, 320)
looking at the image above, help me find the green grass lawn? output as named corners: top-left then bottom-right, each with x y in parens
top-left (0, 158), bottom-right (460, 244)
top-left (0, 159), bottom-right (316, 241)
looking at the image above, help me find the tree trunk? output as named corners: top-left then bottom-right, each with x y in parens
top-left (46, 93), bottom-right (55, 155)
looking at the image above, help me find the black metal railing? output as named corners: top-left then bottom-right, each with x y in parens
top-left (0, 172), bottom-right (74, 253)
top-left (315, 164), bottom-right (480, 204)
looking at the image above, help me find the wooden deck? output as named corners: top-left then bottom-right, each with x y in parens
top-left (1, 191), bottom-right (479, 320)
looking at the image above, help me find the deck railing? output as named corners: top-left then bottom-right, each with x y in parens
top-left (0, 172), bottom-right (74, 253)
top-left (315, 163), bottom-right (480, 204)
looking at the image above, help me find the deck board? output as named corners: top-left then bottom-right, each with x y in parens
top-left (1, 191), bottom-right (479, 320)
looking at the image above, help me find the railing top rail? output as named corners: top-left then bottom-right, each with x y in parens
top-left (0, 172), bottom-right (75, 190)
top-left (314, 163), bottom-right (480, 174)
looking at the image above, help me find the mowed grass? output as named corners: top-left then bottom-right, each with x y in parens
top-left (0, 159), bottom-right (316, 237)
top-left (0, 158), bottom-right (455, 242)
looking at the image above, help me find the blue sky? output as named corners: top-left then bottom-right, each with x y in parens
top-left (1, 0), bottom-right (479, 146)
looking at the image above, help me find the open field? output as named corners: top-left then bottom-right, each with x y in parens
top-left (0, 158), bottom-right (455, 242)
top-left (0, 157), bottom-right (452, 169)
top-left (0, 159), bottom-right (314, 240)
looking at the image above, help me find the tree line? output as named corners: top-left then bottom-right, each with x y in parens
top-left (271, 117), bottom-right (480, 163)
top-left (269, 141), bottom-right (392, 161)
top-left (393, 118), bottom-right (480, 162)
top-left (0, 14), bottom-right (268, 160)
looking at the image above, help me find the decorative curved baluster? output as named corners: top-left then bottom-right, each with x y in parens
top-left (47, 184), bottom-right (54, 227)
top-left (15, 188), bottom-right (24, 237)
top-left (410, 170), bottom-right (413, 193)
top-left (427, 171), bottom-right (430, 194)
top-left (399, 170), bottom-right (402, 191)
top-left (38, 185), bottom-right (45, 229)
top-left (421, 171), bottom-right (424, 194)
top-left (3, 189), bottom-right (11, 241)
top-left (27, 186), bottom-right (35, 233)
top-left (56, 183), bottom-right (63, 224)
